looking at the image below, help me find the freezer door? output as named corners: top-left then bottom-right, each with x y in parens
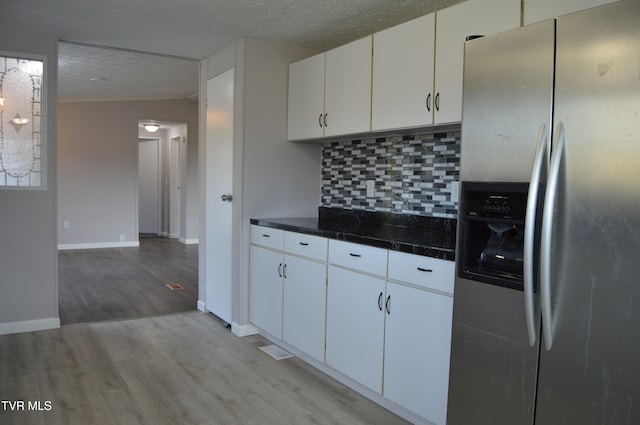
top-left (536, 2), bottom-right (640, 424)
top-left (448, 21), bottom-right (555, 425)
top-left (458, 20), bottom-right (554, 183)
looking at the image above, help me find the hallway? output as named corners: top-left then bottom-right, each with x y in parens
top-left (58, 237), bottom-right (198, 325)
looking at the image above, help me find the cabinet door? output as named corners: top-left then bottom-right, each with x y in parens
top-left (249, 245), bottom-right (284, 339)
top-left (324, 36), bottom-right (372, 137)
top-left (288, 53), bottom-right (325, 141)
top-left (383, 282), bottom-right (453, 425)
top-left (434, 0), bottom-right (520, 124)
top-left (523, 0), bottom-right (619, 25)
top-left (372, 13), bottom-right (435, 131)
top-left (282, 255), bottom-right (327, 363)
top-left (326, 266), bottom-right (385, 393)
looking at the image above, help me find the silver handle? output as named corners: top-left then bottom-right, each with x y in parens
top-left (541, 122), bottom-right (565, 350)
top-left (523, 124), bottom-right (547, 346)
top-left (221, 193), bottom-right (233, 202)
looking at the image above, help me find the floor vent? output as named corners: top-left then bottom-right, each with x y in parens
top-left (259, 345), bottom-right (294, 360)
top-left (166, 283), bottom-right (184, 291)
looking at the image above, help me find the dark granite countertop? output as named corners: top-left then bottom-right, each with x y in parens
top-left (250, 207), bottom-right (456, 261)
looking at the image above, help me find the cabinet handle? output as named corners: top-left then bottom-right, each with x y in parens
top-left (299, 242), bottom-right (309, 246)
top-left (278, 263), bottom-right (282, 277)
top-left (385, 295), bottom-right (391, 315)
top-left (324, 113), bottom-right (328, 127)
top-left (417, 267), bottom-right (433, 273)
top-left (378, 292), bottom-right (383, 311)
top-left (283, 264), bottom-right (287, 279)
top-left (318, 113), bottom-right (323, 128)
top-left (426, 93), bottom-right (431, 112)
top-left (435, 92), bottom-right (440, 111)
top-left (349, 253), bottom-right (362, 258)
top-left (262, 234), bottom-right (270, 238)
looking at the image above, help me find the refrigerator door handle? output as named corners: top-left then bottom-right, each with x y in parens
top-left (541, 122), bottom-right (565, 350)
top-left (524, 123), bottom-right (547, 346)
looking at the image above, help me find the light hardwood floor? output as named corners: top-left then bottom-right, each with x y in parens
top-left (0, 312), bottom-right (410, 425)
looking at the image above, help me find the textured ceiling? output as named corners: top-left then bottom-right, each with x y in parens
top-left (0, 0), bottom-right (464, 101)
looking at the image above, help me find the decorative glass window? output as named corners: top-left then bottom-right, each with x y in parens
top-left (0, 54), bottom-right (45, 189)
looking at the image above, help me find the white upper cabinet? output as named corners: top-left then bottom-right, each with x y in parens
top-left (288, 36), bottom-right (372, 140)
top-left (289, 0), bottom-right (521, 137)
top-left (372, 13), bottom-right (436, 131)
top-left (287, 52), bottom-right (325, 141)
top-left (523, 0), bottom-right (620, 25)
top-left (324, 36), bottom-right (373, 137)
top-left (434, 0), bottom-right (520, 124)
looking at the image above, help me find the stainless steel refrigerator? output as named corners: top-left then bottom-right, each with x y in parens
top-left (447, 1), bottom-right (640, 424)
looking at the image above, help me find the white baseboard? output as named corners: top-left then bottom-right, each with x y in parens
top-left (197, 300), bottom-right (206, 312)
top-left (0, 317), bottom-right (60, 336)
top-left (58, 241), bottom-right (140, 251)
top-left (180, 238), bottom-right (199, 245)
top-left (231, 321), bottom-right (259, 337)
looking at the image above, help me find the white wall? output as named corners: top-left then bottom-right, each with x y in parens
top-left (58, 99), bottom-right (199, 249)
top-left (0, 33), bottom-right (59, 335)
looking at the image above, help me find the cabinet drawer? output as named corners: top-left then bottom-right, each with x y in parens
top-left (388, 250), bottom-right (455, 294)
top-left (329, 240), bottom-right (387, 277)
top-left (250, 225), bottom-right (284, 250)
top-left (284, 232), bottom-right (328, 261)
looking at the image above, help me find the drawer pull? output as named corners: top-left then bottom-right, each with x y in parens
top-left (378, 292), bottom-right (383, 311)
top-left (385, 295), bottom-right (391, 315)
top-left (349, 253), bottom-right (362, 258)
top-left (283, 264), bottom-right (287, 279)
top-left (299, 242), bottom-right (309, 246)
top-left (417, 267), bottom-right (433, 273)
top-left (262, 234), bottom-right (271, 238)
top-left (278, 263), bottom-right (283, 277)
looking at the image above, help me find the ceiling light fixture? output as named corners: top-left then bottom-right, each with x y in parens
top-left (143, 123), bottom-right (160, 132)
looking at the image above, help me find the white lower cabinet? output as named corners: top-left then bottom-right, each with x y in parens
top-left (383, 281), bottom-right (453, 425)
top-left (326, 265), bottom-right (386, 393)
top-left (250, 225), bottom-right (455, 424)
top-left (249, 245), bottom-right (284, 339)
top-left (282, 254), bottom-right (327, 363)
top-left (250, 226), bottom-right (328, 361)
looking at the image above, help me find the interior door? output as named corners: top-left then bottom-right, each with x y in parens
top-left (138, 138), bottom-right (160, 235)
top-left (169, 136), bottom-right (181, 239)
top-left (205, 68), bottom-right (234, 323)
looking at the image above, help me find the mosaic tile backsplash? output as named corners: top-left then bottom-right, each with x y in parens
top-left (321, 132), bottom-right (461, 218)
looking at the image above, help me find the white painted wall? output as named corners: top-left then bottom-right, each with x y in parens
top-left (57, 99), bottom-right (198, 249)
top-left (0, 33), bottom-right (59, 335)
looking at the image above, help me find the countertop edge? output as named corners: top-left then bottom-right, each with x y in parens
top-left (250, 218), bottom-right (456, 262)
